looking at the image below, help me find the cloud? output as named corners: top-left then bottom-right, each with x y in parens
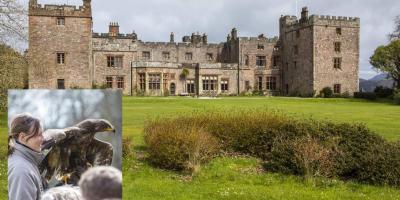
top-left (31, 0), bottom-right (400, 79)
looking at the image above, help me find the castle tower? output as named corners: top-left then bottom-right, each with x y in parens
top-left (280, 7), bottom-right (360, 96)
top-left (28, 0), bottom-right (93, 89)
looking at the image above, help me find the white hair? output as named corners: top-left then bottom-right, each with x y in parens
top-left (78, 166), bottom-right (122, 200)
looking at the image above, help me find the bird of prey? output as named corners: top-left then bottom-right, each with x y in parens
top-left (39, 119), bottom-right (115, 186)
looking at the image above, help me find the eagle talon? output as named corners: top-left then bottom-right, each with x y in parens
top-left (57, 173), bottom-right (72, 185)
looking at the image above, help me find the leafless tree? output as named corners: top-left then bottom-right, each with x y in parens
top-left (0, 0), bottom-right (27, 48)
top-left (389, 16), bottom-right (400, 41)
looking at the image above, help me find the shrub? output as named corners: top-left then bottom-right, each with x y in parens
top-left (144, 109), bottom-right (400, 186)
top-left (353, 92), bottom-right (377, 100)
top-left (144, 123), bottom-right (220, 172)
top-left (122, 137), bottom-right (134, 158)
top-left (394, 89), bottom-right (400, 105)
top-left (341, 91), bottom-right (351, 98)
top-left (252, 90), bottom-right (264, 96)
top-left (374, 86), bottom-right (394, 98)
top-left (92, 83), bottom-right (107, 89)
top-left (319, 87), bottom-right (333, 98)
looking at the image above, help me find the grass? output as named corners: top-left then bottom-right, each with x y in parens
top-left (1, 97), bottom-right (400, 199)
top-left (122, 97), bottom-right (400, 200)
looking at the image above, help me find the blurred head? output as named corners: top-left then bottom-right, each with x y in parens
top-left (9, 113), bottom-right (44, 152)
top-left (79, 166), bottom-right (122, 200)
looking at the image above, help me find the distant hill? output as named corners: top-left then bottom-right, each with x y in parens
top-left (359, 73), bottom-right (394, 92)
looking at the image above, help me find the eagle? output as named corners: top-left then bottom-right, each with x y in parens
top-left (40, 119), bottom-right (115, 186)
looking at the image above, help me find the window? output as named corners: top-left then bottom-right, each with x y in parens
top-left (206, 53), bottom-right (213, 61)
top-left (185, 52), bottom-right (192, 60)
top-left (57, 79), bottom-right (65, 89)
top-left (296, 30), bottom-right (300, 38)
top-left (106, 76), bottom-right (113, 88)
top-left (162, 52), bottom-right (170, 60)
top-left (294, 61), bottom-right (297, 70)
top-left (170, 73), bottom-right (175, 79)
top-left (117, 76), bottom-right (124, 89)
top-left (334, 42), bottom-right (341, 53)
top-left (256, 56), bottom-right (266, 66)
top-left (107, 56), bottom-right (123, 68)
top-left (221, 80), bottom-right (228, 91)
top-left (285, 84), bottom-right (289, 95)
top-left (245, 81), bottom-right (250, 91)
top-left (294, 45), bottom-right (299, 55)
top-left (163, 74), bottom-right (168, 89)
top-left (202, 76), bottom-right (217, 91)
top-left (257, 44), bottom-right (264, 50)
top-left (245, 55), bottom-right (249, 66)
top-left (57, 52), bottom-right (65, 64)
top-left (273, 56), bottom-right (280, 68)
top-left (336, 27), bottom-right (342, 35)
top-left (266, 76), bottom-right (277, 90)
top-left (334, 84), bottom-right (341, 94)
top-left (148, 74), bottom-right (161, 90)
top-left (142, 51), bottom-right (151, 60)
top-left (334, 57), bottom-right (342, 69)
top-left (187, 79), bottom-right (195, 94)
top-left (139, 73), bottom-right (146, 91)
top-left (57, 17), bottom-right (65, 26)
top-left (258, 76), bottom-right (263, 91)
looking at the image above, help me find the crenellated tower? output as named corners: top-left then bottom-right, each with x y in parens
top-left (280, 7), bottom-right (360, 96)
top-left (28, 0), bottom-right (93, 89)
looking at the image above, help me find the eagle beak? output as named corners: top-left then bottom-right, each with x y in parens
top-left (104, 127), bottom-right (115, 132)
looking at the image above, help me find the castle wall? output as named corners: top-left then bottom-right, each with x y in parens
top-left (28, 5), bottom-right (92, 89)
top-left (280, 10), bottom-right (360, 96)
top-left (28, 2), bottom-right (359, 97)
top-left (280, 16), bottom-right (315, 96)
top-left (312, 17), bottom-right (360, 94)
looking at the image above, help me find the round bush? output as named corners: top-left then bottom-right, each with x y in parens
top-left (144, 124), bottom-right (219, 172)
top-left (320, 87), bottom-right (333, 98)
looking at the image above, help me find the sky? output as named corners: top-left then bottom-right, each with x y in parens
top-left (29, 0), bottom-right (400, 79)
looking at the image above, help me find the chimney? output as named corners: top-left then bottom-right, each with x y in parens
top-left (301, 7), bottom-right (309, 20)
top-left (202, 33), bottom-right (207, 44)
top-left (83, 0), bottom-right (91, 8)
top-left (29, 0), bottom-right (37, 8)
top-left (227, 34), bottom-right (231, 42)
top-left (170, 32), bottom-right (174, 43)
top-left (109, 22), bottom-right (119, 37)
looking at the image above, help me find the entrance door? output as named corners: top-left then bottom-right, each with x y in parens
top-left (170, 83), bottom-right (176, 95)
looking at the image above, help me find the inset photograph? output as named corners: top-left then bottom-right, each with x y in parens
top-left (7, 90), bottom-right (122, 200)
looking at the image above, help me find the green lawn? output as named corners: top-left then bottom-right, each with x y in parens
top-left (1, 97), bottom-right (400, 199)
top-left (122, 97), bottom-right (400, 200)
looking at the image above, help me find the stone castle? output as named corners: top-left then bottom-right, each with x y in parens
top-left (28, 0), bottom-right (360, 96)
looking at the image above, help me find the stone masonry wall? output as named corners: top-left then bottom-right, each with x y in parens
top-left (29, 14), bottom-right (92, 89)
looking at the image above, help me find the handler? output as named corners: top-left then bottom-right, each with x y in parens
top-left (8, 113), bottom-right (45, 200)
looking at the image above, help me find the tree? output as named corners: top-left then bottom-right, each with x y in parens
top-left (0, 44), bottom-right (28, 111)
top-left (0, 0), bottom-right (27, 48)
top-left (389, 16), bottom-right (400, 40)
top-left (370, 40), bottom-right (400, 90)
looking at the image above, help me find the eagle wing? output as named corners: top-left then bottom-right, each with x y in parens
top-left (87, 138), bottom-right (113, 166)
top-left (40, 127), bottom-right (81, 182)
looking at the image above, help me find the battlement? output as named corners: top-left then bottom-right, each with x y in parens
top-left (29, 0), bottom-right (91, 18)
top-left (280, 7), bottom-right (360, 28)
top-left (239, 36), bottom-right (279, 43)
top-left (92, 32), bottom-right (136, 39)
